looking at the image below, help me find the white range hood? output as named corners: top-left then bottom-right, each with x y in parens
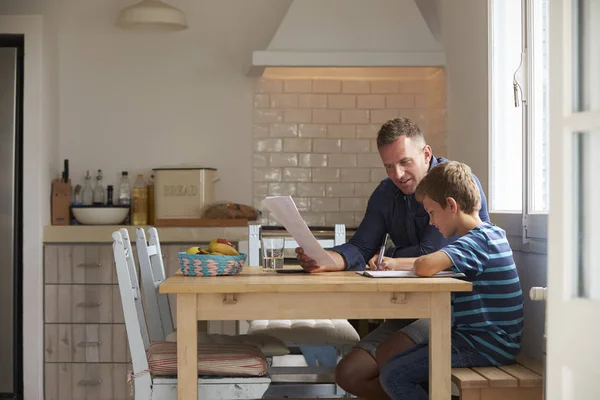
top-left (248, 0), bottom-right (444, 76)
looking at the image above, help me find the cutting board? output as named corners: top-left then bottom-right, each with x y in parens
top-left (154, 218), bottom-right (250, 227)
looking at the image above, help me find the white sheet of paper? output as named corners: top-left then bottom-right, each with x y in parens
top-left (356, 270), bottom-right (466, 278)
top-left (262, 196), bottom-right (337, 266)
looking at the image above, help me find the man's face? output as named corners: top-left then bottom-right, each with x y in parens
top-left (422, 195), bottom-right (457, 238)
top-left (378, 137), bottom-right (432, 195)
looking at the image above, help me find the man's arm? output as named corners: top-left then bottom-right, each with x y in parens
top-left (413, 251), bottom-right (454, 277)
top-left (295, 248), bottom-right (345, 273)
top-left (473, 173), bottom-right (490, 223)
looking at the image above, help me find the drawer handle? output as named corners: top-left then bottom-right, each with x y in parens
top-left (78, 263), bottom-right (102, 268)
top-left (78, 379), bottom-right (102, 386)
top-left (77, 301), bottom-right (102, 308)
top-left (78, 341), bottom-right (102, 347)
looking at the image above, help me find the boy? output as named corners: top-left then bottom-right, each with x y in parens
top-left (378, 161), bottom-right (524, 400)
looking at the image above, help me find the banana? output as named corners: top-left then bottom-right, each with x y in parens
top-left (207, 238), bottom-right (239, 256)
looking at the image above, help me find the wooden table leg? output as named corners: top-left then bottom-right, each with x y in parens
top-left (429, 291), bottom-right (451, 400)
top-left (177, 293), bottom-right (198, 400)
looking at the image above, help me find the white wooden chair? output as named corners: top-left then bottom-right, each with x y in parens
top-left (112, 230), bottom-right (271, 400)
top-left (133, 227), bottom-right (290, 358)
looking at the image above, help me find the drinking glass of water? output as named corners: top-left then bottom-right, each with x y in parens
top-left (261, 237), bottom-right (286, 272)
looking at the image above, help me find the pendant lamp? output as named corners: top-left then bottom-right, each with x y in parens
top-left (117, 0), bottom-right (188, 31)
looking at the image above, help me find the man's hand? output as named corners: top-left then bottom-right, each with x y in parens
top-left (295, 248), bottom-right (345, 273)
top-left (368, 254), bottom-right (418, 271)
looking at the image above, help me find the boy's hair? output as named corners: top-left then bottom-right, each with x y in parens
top-left (415, 161), bottom-right (481, 214)
top-left (377, 117), bottom-right (426, 148)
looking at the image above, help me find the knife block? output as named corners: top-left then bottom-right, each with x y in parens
top-left (51, 179), bottom-right (71, 225)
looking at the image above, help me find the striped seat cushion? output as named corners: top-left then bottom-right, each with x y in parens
top-left (147, 342), bottom-right (268, 377)
top-left (164, 331), bottom-right (290, 357)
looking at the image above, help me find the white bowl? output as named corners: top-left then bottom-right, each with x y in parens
top-left (72, 207), bottom-right (129, 225)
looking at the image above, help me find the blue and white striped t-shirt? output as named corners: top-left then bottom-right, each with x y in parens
top-left (440, 222), bottom-right (524, 365)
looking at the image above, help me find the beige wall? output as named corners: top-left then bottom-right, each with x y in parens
top-left (253, 67), bottom-right (446, 227)
top-left (52, 0), bottom-right (289, 206)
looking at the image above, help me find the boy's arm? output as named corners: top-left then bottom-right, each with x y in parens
top-left (412, 251), bottom-right (454, 277)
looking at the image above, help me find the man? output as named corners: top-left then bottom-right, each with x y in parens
top-left (295, 118), bottom-right (490, 399)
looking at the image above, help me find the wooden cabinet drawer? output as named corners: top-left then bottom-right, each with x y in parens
top-left (45, 285), bottom-right (124, 324)
top-left (44, 363), bottom-right (133, 400)
top-left (45, 245), bottom-right (119, 285)
top-left (45, 324), bottom-right (130, 363)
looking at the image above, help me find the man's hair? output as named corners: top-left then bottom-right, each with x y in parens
top-left (376, 117), bottom-right (426, 148)
top-left (415, 161), bottom-right (481, 214)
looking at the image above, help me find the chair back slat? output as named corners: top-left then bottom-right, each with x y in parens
top-left (147, 227), bottom-right (174, 335)
top-left (135, 228), bottom-right (168, 341)
top-left (112, 230), bottom-right (152, 397)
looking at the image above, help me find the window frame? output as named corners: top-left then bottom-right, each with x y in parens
top-left (488, 0), bottom-right (548, 251)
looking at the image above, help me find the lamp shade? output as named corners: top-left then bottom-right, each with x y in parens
top-left (117, 0), bottom-right (188, 31)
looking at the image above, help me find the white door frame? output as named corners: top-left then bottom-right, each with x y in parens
top-left (547, 0), bottom-right (600, 399)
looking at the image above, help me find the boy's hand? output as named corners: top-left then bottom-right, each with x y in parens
top-left (368, 255), bottom-right (419, 271)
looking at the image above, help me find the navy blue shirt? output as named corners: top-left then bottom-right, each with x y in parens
top-left (331, 156), bottom-right (490, 271)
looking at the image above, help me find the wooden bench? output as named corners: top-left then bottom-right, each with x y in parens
top-left (452, 357), bottom-right (544, 400)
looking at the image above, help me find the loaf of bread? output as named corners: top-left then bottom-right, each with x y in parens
top-left (202, 202), bottom-right (260, 220)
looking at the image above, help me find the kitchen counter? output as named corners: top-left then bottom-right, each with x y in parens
top-left (43, 225), bottom-right (249, 243)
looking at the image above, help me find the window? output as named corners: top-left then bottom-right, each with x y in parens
top-left (489, 0), bottom-right (549, 243)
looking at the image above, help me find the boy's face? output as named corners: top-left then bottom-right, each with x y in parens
top-left (422, 195), bottom-right (458, 238)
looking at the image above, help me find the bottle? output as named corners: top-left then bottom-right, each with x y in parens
top-left (118, 171), bottom-right (131, 206)
top-left (82, 171), bottom-right (93, 206)
top-left (132, 174), bottom-right (148, 225)
top-left (93, 169), bottom-right (105, 205)
top-left (147, 173), bottom-right (155, 225)
top-left (106, 185), bottom-right (114, 206)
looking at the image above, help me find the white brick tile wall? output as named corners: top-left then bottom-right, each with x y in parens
top-left (326, 183), bottom-right (354, 197)
top-left (283, 138), bottom-right (312, 152)
top-left (341, 168), bottom-right (371, 182)
top-left (284, 109), bottom-right (312, 123)
top-left (268, 182), bottom-right (297, 196)
top-left (341, 109), bottom-right (370, 124)
top-left (254, 123), bottom-right (270, 138)
top-left (313, 109), bottom-right (341, 124)
top-left (342, 80), bottom-right (370, 94)
top-left (297, 183), bottom-right (326, 197)
top-left (270, 123), bottom-right (298, 137)
top-left (312, 139), bottom-right (342, 153)
top-left (313, 80), bottom-right (341, 93)
top-left (299, 94), bottom-right (327, 108)
top-left (255, 138), bottom-right (282, 152)
top-left (298, 124), bottom-right (327, 138)
top-left (357, 153), bottom-right (382, 168)
top-left (342, 139), bottom-right (370, 153)
top-left (254, 153), bottom-right (269, 167)
top-left (312, 168), bottom-right (341, 182)
top-left (311, 197), bottom-right (340, 212)
top-left (253, 70), bottom-right (446, 228)
top-left (328, 125), bottom-right (356, 138)
top-left (299, 153), bottom-right (328, 167)
top-left (283, 167), bottom-right (311, 182)
top-left (271, 93), bottom-right (299, 108)
top-left (328, 94), bottom-right (356, 109)
top-left (284, 79), bottom-right (312, 93)
top-left (328, 154), bottom-right (357, 168)
top-left (270, 153), bottom-right (298, 167)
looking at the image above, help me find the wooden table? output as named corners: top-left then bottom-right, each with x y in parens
top-left (159, 267), bottom-right (472, 400)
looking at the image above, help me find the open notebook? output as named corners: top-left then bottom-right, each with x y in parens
top-left (356, 270), bottom-right (466, 279)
